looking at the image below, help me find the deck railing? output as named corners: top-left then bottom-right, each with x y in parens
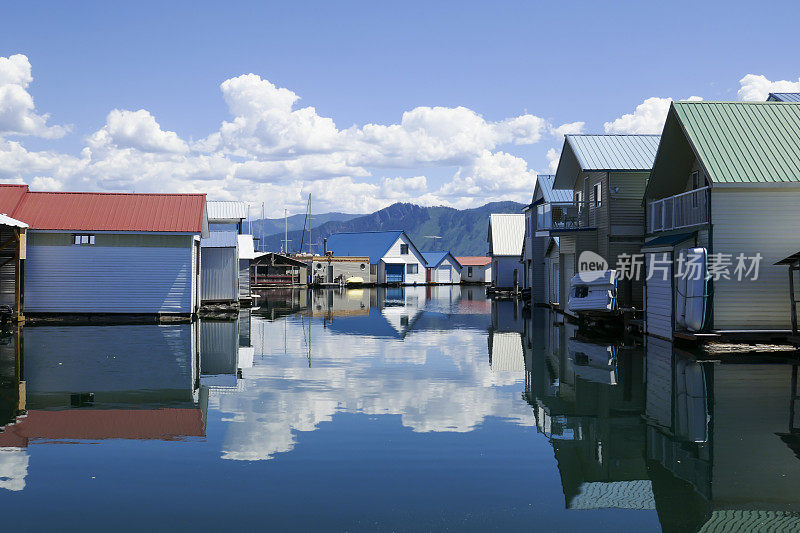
top-left (647, 187), bottom-right (709, 233)
top-left (536, 201), bottom-right (597, 232)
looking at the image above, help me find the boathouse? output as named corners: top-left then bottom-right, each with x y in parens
top-left (250, 253), bottom-right (308, 287)
top-left (421, 251), bottom-right (462, 284)
top-left (324, 231), bottom-right (426, 285)
top-left (643, 101), bottom-right (800, 338)
top-left (237, 234), bottom-right (257, 302)
top-left (487, 214), bottom-right (525, 289)
top-left (456, 256), bottom-right (491, 284)
top-left (201, 201), bottom-right (247, 304)
top-left (306, 254), bottom-right (371, 285)
top-left (522, 174), bottom-right (572, 305)
top-left (0, 184), bottom-right (207, 315)
top-left (546, 134), bottom-right (660, 310)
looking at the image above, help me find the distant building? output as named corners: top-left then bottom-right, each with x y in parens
top-left (487, 214), bottom-right (525, 289)
top-left (305, 255), bottom-right (370, 285)
top-left (0, 184), bottom-right (207, 316)
top-left (250, 253), bottom-right (308, 287)
top-left (421, 251), bottom-right (462, 284)
top-left (766, 92), bottom-right (800, 102)
top-left (457, 256), bottom-right (491, 284)
top-left (324, 231), bottom-right (426, 285)
top-left (201, 201), bottom-right (248, 304)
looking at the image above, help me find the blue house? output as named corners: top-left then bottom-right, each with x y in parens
top-left (324, 231), bottom-right (426, 284)
top-left (421, 251), bottom-right (462, 284)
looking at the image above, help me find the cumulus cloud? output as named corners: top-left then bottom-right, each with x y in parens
top-left (604, 96), bottom-right (702, 134)
top-left (0, 54), bottom-right (69, 139)
top-left (550, 121), bottom-right (585, 140)
top-left (0, 55), bottom-right (554, 214)
top-left (545, 148), bottom-right (560, 174)
top-left (88, 109), bottom-right (189, 153)
top-left (738, 74), bottom-right (800, 101)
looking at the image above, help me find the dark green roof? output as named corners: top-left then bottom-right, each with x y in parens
top-left (676, 101), bottom-right (800, 184)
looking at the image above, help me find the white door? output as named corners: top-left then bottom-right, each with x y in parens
top-left (645, 251), bottom-right (673, 340)
top-left (437, 265), bottom-right (452, 284)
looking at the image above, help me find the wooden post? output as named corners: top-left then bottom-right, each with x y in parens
top-left (14, 228), bottom-right (24, 323)
top-left (790, 262), bottom-right (798, 335)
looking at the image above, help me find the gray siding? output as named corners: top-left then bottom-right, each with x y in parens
top-left (609, 172), bottom-right (649, 233)
top-left (711, 188), bottom-right (800, 329)
top-left (645, 252), bottom-right (673, 339)
top-left (238, 259), bottom-right (250, 299)
top-left (201, 247), bottom-right (238, 302)
top-left (25, 238), bottom-right (194, 313)
top-left (200, 319), bottom-right (239, 375)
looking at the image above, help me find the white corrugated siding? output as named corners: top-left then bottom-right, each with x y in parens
top-left (25, 244), bottom-right (193, 313)
top-left (201, 247), bottom-right (238, 302)
top-left (645, 252), bottom-right (673, 339)
top-left (489, 214), bottom-right (525, 256)
top-left (711, 188), bottom-right (800, 329)
top-left (490, 332), bottom-right (525, 372)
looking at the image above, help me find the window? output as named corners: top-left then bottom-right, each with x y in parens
top-left (400, 244), bottom-right (409, 255)
top-left (593, 182), bottom-right (602, 208)
top-left (407, 263), bottom-right (418, 274)
top-left (468, 266), bottom-right (474, 277)
top-left (360, 263), bottom-right (366, 270)
top-left (73, 234), bottom-right (95, 245)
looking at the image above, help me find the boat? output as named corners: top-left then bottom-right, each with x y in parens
top-left (345, 276), bottom-right (365, 286)
top-left (676, 247), bottom-right (707, 332)
top-left (567, 269), bottom-right (617, 312)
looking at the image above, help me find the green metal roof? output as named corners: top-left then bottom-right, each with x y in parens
top-left (673, 101), bottom-right (800, 184)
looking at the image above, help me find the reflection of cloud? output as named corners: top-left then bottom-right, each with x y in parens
top-left (0, 448), bottom-right (29, 491)
top-left (207, 296), bottom-right (534, 461)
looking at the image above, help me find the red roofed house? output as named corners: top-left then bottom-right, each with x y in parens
top-left (0, 184), bottom-right (208, 315)
top-left (456, 256), bottom-right (492, 284)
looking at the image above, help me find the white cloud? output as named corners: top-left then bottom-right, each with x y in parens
top-left (550, 121), bottom-right (585, 140)
top-left (738, 74), bottom-right (800, 101)
top-left (0, 54), bottom-right (69, 139)
top-left (546, 148), bottom-right (560, 174)
top-left (604, 96), bottom-right (702, 134)
top-left (88, 109), bottom-right (189, 154)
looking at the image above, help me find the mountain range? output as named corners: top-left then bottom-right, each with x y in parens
top-left (251, 201), bottom-right (526, 256)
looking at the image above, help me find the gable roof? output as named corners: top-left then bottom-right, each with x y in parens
top-left (488, 214), bottom-right (525, 256)
top-left (456, 256), bottom-right (491, 266)
top-left (0, 213), bottom-right (28, 229)
top-left (553, 134), bottom-right (660, 189)
top-left (207, 201), bottom-right (248, 221)
top-left (0, 184), bottom-right (207, 233)
top-left (421, 251), bottom-right (461, 269)
top-left (647, 102), bottom-right (800, 197)
top-left (325, 231), bottom-right (419, 264)
top-left (237, 234), bottom-right (257, 260)
top-left (0, 184), bottom-right (28, 214)
top-left (536, 174), bottom-right (573, 203)
top-left (768, 92), bottom-right (800, 102)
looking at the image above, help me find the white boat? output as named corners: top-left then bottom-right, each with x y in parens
top-left (567, 269), bottom-right (617, 312)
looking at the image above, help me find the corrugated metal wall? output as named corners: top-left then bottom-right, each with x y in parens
top-left (25, 242), bottom-right (193, 313)
top-left (238, 259), bottom-right (250, 299)
top-left (712, 188), bottom-right (800, 329)
top-left (0, 226), bottom-right (15, 307)
top-left (200, 319), bottom-right (239, 375)
top-left (201, 247), bottom-right (238, 302)
top-left (645, 252), bottom-right (673, 340)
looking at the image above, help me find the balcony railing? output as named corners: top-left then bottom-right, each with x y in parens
top-left (536, 201), bottom-right (597, 233)
top-left (647, 187), bottom-right (709, 233)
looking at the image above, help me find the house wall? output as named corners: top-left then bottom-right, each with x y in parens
top-left (310, 259), bottom-right (369, 284)
top-left (644, 251), bottom-right (673, 340)
top-left (461, 264), bottom-right (489, 283)
top-left (609, 172), bottom-right (649, 236)
top-left (201, 247), bottom-right (238, 302)
top-left (25, 232), bottom-right (196, 313)
top-left (434, 256), bottom-right (461, 284)
top-left (711, 187), bottom-right (800, 329)
top-left (0, 225), bottom-right (18, 308)
top-left (544, 248), bottom-right (560, 305)
top-left (379, 236), bottom-right (426, 284)
top-left (493, 256), bottom-right (522, 288)
top-left (239, 259), bottom-right (250, 299)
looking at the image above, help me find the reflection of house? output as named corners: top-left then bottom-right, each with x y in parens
top-left (491, 299), bottom-right (524, 333)
top-left (250, 253), bottom-right (308, 288)
top-left (489, 332), bottom-right (524, 373)
top-left (0, 184), bottom-right (208, 315)
top-left (202, 201), bottom-right (248, 303)
top-left (200, 319), bottom-right (240, 387)
top-left (325, 231), bottom-right (426, 285)
top-left (307, 288), bottom-right (370, 319)
top-left (487, 214), bottom-right (525, 289)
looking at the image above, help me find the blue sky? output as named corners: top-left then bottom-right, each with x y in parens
top-left (2, 1), bottom-right (799, 215)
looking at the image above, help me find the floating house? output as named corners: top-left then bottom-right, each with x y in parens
top-left (767, 92), bottom-right (800, 102)
top-left (237, 234), bottom-right (257, 303)
top-left (0, 184), bottom-right (207, 316)
top-left (487, 214), bottom-right (525, 289)
top-left (305, 254), bottom-right (371, 285)
top-left (324, 231), bottom-right (426, 285)
top-left (250, 253), bottom-right (308, 288)
top-left (456, 256), bottom-right (491, 284)
top-left (523, 174), bottom-right (572, 305)
top-left (0, 213), bottom-right (27, 323)
top-left (201, 201), bottom-right (248, 304)
top-left (421, 251), bottom-right (462, 284)
top-left (545, 134), bottom-right (660, 310)
top-left (642, 101), bottom-right (800, 339)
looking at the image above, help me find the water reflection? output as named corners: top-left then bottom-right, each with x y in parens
top-left (0, 287), bottom-right (798, 531)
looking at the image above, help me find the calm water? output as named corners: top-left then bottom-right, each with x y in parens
top-left (1, 286), bottom-right (799, 531)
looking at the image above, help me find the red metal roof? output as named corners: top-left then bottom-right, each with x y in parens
top-left (455, 256), bottom-right (491, 266)
top-left (0, 184), bottom-right (206, 232)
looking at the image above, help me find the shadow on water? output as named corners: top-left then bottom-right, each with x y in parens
top-left (0, 288), bottom-right (799, 531)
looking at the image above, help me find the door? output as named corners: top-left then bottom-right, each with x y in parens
top-left (385, 263), bottom-right (404, 283)
top-left (327, 265), bottom-right (334, 283)
top-left (645, 251), bottom-right (673, 339)
top-left (438, 265), bottom-right (452, 284)
top-left (426, 268), bottom-right (432, 283)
